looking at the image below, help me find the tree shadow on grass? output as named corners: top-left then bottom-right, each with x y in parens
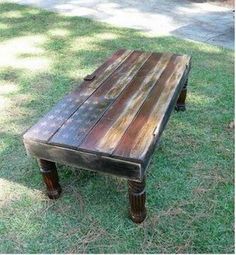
top-left (0, 2), bottom-right (234, 254)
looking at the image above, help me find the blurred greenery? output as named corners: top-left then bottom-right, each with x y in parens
top-left (0, 2), bottom-right (234, 253)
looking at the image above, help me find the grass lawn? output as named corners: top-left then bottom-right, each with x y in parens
top-left (0, 1), bottom-right (234, 253)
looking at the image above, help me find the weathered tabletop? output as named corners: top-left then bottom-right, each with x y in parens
top-left (23, 49), bottom-right (191, 182)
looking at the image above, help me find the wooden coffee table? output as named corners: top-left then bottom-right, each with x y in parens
top-left (23, 49), bottom-right (191, 223)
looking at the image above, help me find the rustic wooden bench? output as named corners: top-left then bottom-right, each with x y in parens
top-left (23, 49), bottom-right (191, 223)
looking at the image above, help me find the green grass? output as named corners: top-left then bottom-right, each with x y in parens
top-left (0, 2), bottom-right (234, 253)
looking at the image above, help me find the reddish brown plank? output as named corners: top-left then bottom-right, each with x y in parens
top-left (79, 53), bottom-right (173, 154)
top-left (113, 55), bottom-right (191, 162)
top-left (23, 49), bottom-right (132, 142)
top-left (49, 51), bottom-right (152, 148)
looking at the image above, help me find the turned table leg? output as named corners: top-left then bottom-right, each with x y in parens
top-left (176, 78), bottom-right (188, 111)
top-left (37, 159), bottom-right (62, 199)
top-left (128, 177), bottom-right (146, 223)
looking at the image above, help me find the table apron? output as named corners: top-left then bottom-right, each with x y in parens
top-left (23, 139), bottom-right (143, 182)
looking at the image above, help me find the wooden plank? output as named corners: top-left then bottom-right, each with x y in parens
top-left (50, 51), bottom-right (152, 148)
top-left (23, 49), bottom-right (132, 142)
top-left (24, 139), bottom-right (143, 181)
top-left (145, 71), bottom-right (190, 170)
top-left (113, 55), bottom-right (191, 162)
top-left (79, 53), bottom-right (173, 154)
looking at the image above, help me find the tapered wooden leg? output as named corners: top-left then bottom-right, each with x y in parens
top-left (128, 178), bottom-right (146, 223)
top-left (175, 79), bottom-right (188, 111)
top-left (37, 159), bottom-right (62, 199)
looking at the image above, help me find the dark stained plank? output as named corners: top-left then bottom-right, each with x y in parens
top-left (113, 55), bottom-right (191, 163)
top-left (79, 52), bottom-right (173, 154)
top-left (49, 51), bottom-right (152, 148)
top-left (24, 139), bottom-right (143, 181)
top-left (23, 49), bottom-right (133, 142)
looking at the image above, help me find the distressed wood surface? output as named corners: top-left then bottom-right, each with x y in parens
top-left (79, 53), bottom-right (172, 154)
top-left (50, 51), bottom-right (151, 148)
top-left (23, 49), bottom-right (132, 142)
top-left (23, 50), bottom-right (191, 178)
top-left (113, 55), bottom-right (191, 162)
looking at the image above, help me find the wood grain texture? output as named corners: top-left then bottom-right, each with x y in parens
top-left (49, 51), bottom-right (151, 148)
top-left (79, 53), bottom-right (173, 154)
top-left (113, 55), bottom-right (191, 162)
top-left (23, 49), bottom-right (132, 142)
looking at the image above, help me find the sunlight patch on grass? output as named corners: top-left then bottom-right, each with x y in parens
top-left (0, 81), bottom-right (18, 94)
top-left (0, 81), bottom-right (18, 110)
top-left (188, 92), bottom-right (215, 105)
top-left (0, 35), bottom-right (51, 72)
top-left (0, 93), bottom-right (34, 134)
top-left (0, 22), bottom-right (10, 29)
top-left (0, 178), bottom-right (44, 208)
top-left (95, 32), bottom-right (119, 40)
top-left (25, 8), bottom-right (40, 15)
top-left (1, 10), bottom-right (23, 18)
top-left (71, 36), bottom-right (103, 51)
top-left (48, 28), bottom-right (70, 37)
